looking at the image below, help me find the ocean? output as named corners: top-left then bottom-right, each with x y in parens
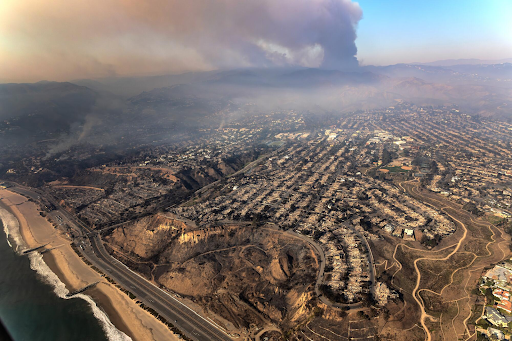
top-left (0, 206), bottom-right (129, 341)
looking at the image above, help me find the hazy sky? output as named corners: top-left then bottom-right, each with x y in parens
top-left (0, 0), bottom-right (510, 82)
top-left (356, 0), bottom-right (512, 65)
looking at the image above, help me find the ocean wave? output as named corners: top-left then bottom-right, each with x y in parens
top-left (0, 207), bottom-right (26, 253)
top-left (28, 252), bottom-right (132, 341)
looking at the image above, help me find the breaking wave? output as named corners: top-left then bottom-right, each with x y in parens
top-left (28, 252), bottom-right (132, 341)
top-left (0, 206), bottom-right (132, 341)
top-left (0, 207), bottom-right (25, 253)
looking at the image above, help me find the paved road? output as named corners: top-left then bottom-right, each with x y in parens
top-left (266, 203), bottom-right (376, 309)
top-left (196, 144), bottom-right (288, 196)
top-left (285, 230), bottom-right (364, 310)
top-left (5, 182), bottom-right (233, 341)
top-left (88, 233), bottom-right (232, 341)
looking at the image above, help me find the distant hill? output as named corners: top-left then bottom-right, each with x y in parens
top-left (0, 81), bottom-right (98, 124)
top-left (417, 58), bottom-right (512, 66)
top-left (72, 67), bottom-right (387, 97)
top-left (276, 68), bottom-right (386, 87)
top-left (448, 63), bottom-right (512, 79)
top-left (363, 64), bottom-right (458, 83)
top-left (127, 84), bottom-right (229, 129)
top-left (0, 82), bottom-right (105, 151)
top-left (72, 71), bottom-right (219, 98)
top-left (364, 62), bottom-right (512, 85)
top-left (124, 66), bottom-right (511, 118)
top-left (1, 63), bottom-right (510, 158)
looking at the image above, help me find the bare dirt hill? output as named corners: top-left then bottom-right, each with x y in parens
top-left (105, 220), bottom-right (319, 330)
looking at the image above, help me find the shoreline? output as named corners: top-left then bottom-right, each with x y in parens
top-left (0, 189), bottom-right (180, 341)
top-left (42, 251), bottom-right (136, 340)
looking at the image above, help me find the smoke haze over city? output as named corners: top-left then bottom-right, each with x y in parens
top-left (0, 2), bottom-right (512, 341)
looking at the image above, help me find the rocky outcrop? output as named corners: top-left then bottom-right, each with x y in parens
top-left (106, 214), bottom-right (193, 259)
top-left (106, 222), bottom-right (318, 330)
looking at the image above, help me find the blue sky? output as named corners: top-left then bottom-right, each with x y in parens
top-left (355, 0), bottom-right (512, 65)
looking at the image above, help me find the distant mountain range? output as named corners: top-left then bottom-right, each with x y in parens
top-left (0, 81), bottom-right (99, 136)
top-left (1, 60), bottom-right (510, 154)
top-left (0, 81), bottom-right (97, 120)
top-left (67, 61), bottom-right (512, 98)
top-left (412, 58), bottom-right (512, 66)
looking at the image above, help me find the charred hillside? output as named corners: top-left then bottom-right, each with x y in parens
top-left (104, 216), bottom-right (319, 330)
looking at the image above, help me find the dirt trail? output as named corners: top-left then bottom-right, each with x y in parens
top-left (411, 205), bottom-right (469, 341)
top-left (393, 180), bottom-right (509, 341)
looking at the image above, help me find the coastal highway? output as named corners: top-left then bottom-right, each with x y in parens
top-left (87, 233), bottom-right (233, 341)
top-left (5, 183), bottom-right (233, 341)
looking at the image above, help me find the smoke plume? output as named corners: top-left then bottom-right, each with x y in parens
top-left (0, 0), bottom-right (362, 81)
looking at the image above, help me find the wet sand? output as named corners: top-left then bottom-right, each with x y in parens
top-left (0, 189), bottom-right (179, 341)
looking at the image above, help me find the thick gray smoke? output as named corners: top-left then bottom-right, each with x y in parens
top-left (139, 0), bottom-right (364, 70)
top-left (44, 115), bottom-right (102, 159)
top-left (2, 0), bottom-right (363, 81)
top-left (43, 96), bottom-right (128, 159)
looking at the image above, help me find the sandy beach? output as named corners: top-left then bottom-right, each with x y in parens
top-left (0, 188), bottom-right (180, 341)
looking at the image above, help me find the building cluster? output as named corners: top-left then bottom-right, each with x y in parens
top-left (367, 106), bottom-right (512, 220)
top-left (46, 111), bottom-right (308, 227)
top-left (172, 126), bottom-right (455, 301)
top-left (43, 103), bottom-right (512, 306)
top-left (478, 262), bottom-right (512, 339)
top-left (48, 172), bottom-right (173, 226)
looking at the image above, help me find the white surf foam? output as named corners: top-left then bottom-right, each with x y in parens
top-left (28, 252), bottom-right (132, 341)
top-left (0, 207), bottom-right (26, 253)
top-left (0, 207), bottom-right (132, 341)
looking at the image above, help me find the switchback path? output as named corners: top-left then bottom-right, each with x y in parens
top-left (390, 180), bottom-right (510, 341)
